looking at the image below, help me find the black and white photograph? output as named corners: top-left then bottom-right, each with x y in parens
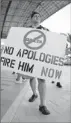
top-left (0, 0), bottom-right (71, 122)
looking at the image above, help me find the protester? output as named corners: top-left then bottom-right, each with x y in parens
top-left (1, 41), bottom-right (4, 54)
top-left (16, 11), bottom-right (50, 115)
top-left (51, 81), bottom-right (62, 88)
top-left (51, 35), bottom-right (71, 88)
top-left (16, 73), bottom-right (27, 83)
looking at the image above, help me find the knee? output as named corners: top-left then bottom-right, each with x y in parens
top-left (30, 77), bottom-right (35, 82)
top-left (38, 78), bottom-right (45, 83)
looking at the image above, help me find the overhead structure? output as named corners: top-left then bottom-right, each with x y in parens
top-left (1, 0), bottom-right (71, 38)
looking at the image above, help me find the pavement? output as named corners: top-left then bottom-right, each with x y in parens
top-left (1, 70), bottom-right (27, 119)
top-left (1, 66), bottom-right (71, 123)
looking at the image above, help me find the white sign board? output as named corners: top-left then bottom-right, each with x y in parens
top-left (1, 27), bottom-right (66, 81)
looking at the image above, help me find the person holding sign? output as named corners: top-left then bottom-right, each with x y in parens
top-left (16, 11), bottom-right (50, 115)
top-left (28, 12), bottom-right (51, 114)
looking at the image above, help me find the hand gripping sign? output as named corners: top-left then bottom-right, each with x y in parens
top-left (1, 27), bottom-right (67, 81)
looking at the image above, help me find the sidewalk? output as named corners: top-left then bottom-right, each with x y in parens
top-left (1, 70), bottom-right (27, 119)
top-left (1, 66), bottom-right (71, 123)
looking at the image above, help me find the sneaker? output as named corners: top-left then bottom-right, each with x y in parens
top-left (39, 106), bottom-right (50, 115)
top-left (22, 78), bottom-right (27, 82)
top-left (51, 81), bottom-right (55, 84)
top-left (16, 78), bottom-right (22, 84)
top-left (15, 80), bottom-right (22, 84)
top-left (12, 72), bottom-right (15, 74)
top-left (56, 82), bottom-right (62, 88)
top-left (29, 94), bottom-right (38, 102)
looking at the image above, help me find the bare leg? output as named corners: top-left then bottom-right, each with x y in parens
top-left (29, 78), bottom-right (37, 95)
top-left (38, 79), bottom-right (50, 115)
top-left (38, 79), bottom-right (46, 106)
top-left (16, 73), bottom-right (21, 81)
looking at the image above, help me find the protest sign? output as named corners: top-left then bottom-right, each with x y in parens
top-left (1, 27), bottom-right (66, 81)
